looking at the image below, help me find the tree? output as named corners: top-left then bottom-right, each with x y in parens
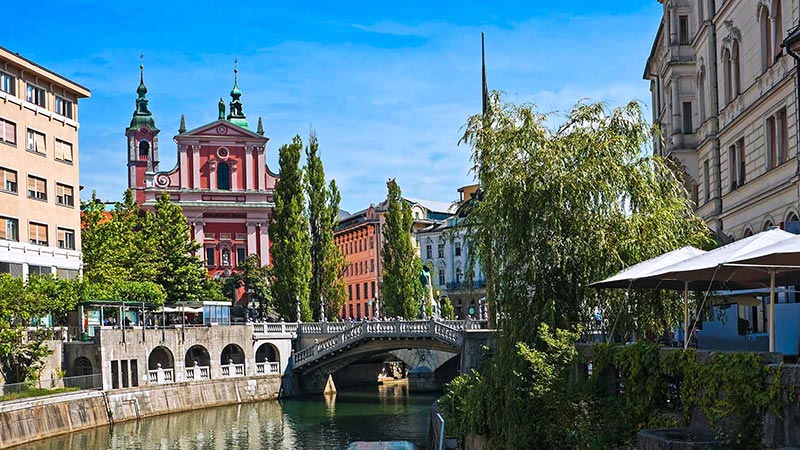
top-left (381, 179), bottom-right (423, 318)
top-left (321, 180), bottom-right (347, 319)
top-left (0, 274), bottom-right (82, 384)
top-left (441, 297), bottom-right (455, 320)
top-left (305, 133), bottom-right (347, 320)
top-left (443, 94), bottom-right (714, 448)
top-left (272, 136), bottom-right (312, 321)
top-left (228, 254), bottom-right (271, 319)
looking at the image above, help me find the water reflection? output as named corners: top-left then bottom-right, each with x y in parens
top-left (17, 384), bottom-right (438, 450)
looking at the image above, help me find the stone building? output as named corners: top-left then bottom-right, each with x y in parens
top-left (644, 0), bottom-right (800, 240)
top-left (0, 46), bottom-right (90, 280)
top-left (126, 65), bottom-right (277, 302)
top-left (416, 184), bottom-right (485, 319)
top-left (334, 197), bottom-right (452, 320)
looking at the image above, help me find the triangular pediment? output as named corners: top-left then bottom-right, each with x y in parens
top-left (176, 120), bottom-right (267, 141)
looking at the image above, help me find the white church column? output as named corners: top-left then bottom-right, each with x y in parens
top-left (179, 144), bottom-right (189, 188)
top-left (193, 221), bottom-right (205, 262)
top-left (247, 222), bottom-right (257, 259)
top-left (259, 221), bottom-right (270, 266)
top-left (192, 145), bottom-right (200, 189)
top-left (244, 146), bottom-right (253, 190)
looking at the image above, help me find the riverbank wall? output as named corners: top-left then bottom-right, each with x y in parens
top-left (0, 374), bottom-right (281, 449)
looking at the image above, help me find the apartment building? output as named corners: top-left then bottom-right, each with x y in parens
top-left (644, 0), bottom-right (800, 240)
top-left (0, 46), bottom-right (90, 279)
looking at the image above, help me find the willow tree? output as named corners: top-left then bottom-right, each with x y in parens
top-left (446, 94), bottom-right (713, 448)
top-left (381, 179), bottom-right (423, 318)
top-left (461, 94), bottom-right (712, 342)
top-left (272, 136), bottom-right (312, 321)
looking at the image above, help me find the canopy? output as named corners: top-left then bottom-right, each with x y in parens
top-left (590, 246), bottom-right (706, 289)
top-left (727, 233), bottom-right (800, 269)
top-left (641, 229), bottom-right (796, 289)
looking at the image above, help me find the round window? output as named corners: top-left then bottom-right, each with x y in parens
top-left (217, 147), bottom-right (230, 159)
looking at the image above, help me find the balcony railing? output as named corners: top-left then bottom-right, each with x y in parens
top-left (255, 361), bottom-right (281, 375)
top-left (221, 363), bottom-right (245, 377)
top-left (185, 365), bottom-right (211, 381)
top-left (445, 280), bottom-right (486, 290)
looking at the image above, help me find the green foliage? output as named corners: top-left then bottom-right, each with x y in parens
top-left (272, 135), bottom-right (312, 321)
top-left (441, 298), bottom-right (455, 320)
top-left (227, 254), bottom-right (271, 318)
top-left (460, 94), bottom-right (713, 341)
top-left (381, 179), bottom-right (424, 318)
top-left (0, 386), bottom-right (78, 402)
top-left (305, 133), bottom-right (347, 320)
top-left (81, 190), bottom-right (218, 304)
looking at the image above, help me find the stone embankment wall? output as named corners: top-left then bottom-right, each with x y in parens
top-left (0, 374), bottom-right (281, 449)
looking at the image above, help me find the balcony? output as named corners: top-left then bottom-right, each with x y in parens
top-left (445, 280), bottom-right (486, 291)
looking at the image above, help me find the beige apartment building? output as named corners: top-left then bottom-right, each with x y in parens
top-left (0, 46), bottom-right (90, 279)
top-left (645, 0), bottom-right (800, 241)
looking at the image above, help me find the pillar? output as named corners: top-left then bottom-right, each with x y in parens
top-left (193, 222), bottom-right (205, 262)
top-left (244, 146), bottom-right (253, 190)
top-left (209, 161), bottom-right (217, 190)
top-left (247, 222), bottom-right (257, 258)
top-left (259, 221), bottom-right (270, 266)
top-left (256, 148), bottom-right (266, 190)
top-left (179, 144), bottom-right (189, 188)
top-left (192, 145), bottom-right (200, 189)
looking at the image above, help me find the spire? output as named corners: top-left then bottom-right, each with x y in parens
top-left (178, 114), bottom-right (187, 134)
top-left (482, 32), bottom-right (489, 115)
top-left (128, 58), bottom-right (158, 131)
top-left (256, 116), bottom-right (264, 135)
top-left (226, 57), bottom-right (250, 129)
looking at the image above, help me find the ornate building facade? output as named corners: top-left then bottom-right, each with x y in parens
top-left (126, 66), bottom-right (277, 301)
top-left (644, 0), bottom-right (800, 240)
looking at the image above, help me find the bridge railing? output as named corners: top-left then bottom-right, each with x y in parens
top-left (292, 319), bottom-right (464, 368)
top-left (251, 319), bottom-right (488, 337)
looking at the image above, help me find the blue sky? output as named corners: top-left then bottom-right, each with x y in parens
top-left (3, 0), bottom-right (662, 212)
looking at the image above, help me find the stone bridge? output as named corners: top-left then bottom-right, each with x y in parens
top-left (285, 319), bottom-right (491, 394)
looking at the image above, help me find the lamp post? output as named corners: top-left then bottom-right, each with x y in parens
top-left (320, 295), bottom-right (327, 323)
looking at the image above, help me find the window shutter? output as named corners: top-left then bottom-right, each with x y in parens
top-left (34, 132), bottom-right (45, 153)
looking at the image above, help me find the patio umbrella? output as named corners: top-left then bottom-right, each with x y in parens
top-left (724, 234), bottom-right (800, 351)
top-left (642, 228), bottom-right (796, 351)
top-left (590, 246), bottom-right (707, 345)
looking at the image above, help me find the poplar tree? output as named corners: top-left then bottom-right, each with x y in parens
top-left (272, 136), bottom-right (312, 321)
top-left (305, 133), bottom-right (347, 320)
top-left (381, 179), bottom-right (423, 318)
top-left (321, 180), bottom-right (347, 319)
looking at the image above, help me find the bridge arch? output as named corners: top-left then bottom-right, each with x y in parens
top-left (185, 344), bottom-right (211, 367)
top-left (71, 357), bottom-right (93, 376)
top-left (221, 343), bottom-right (245, 365)
top-left (148, 346), bottom-right (174, 370)
top-left (255, 342), bottom-right (280, 363)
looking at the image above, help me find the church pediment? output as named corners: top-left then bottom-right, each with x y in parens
top-left (177, 120), bottom-right (267, 141)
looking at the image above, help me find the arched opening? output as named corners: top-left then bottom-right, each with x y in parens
top-left (72, 357), bottom-right (93, 376)
top-left (761, 5), bottom-right (772, 71)
top-left (722, 48), bottom-right (732, 104)
top-left (217, 162), bottom-right (230, 190)
top-left (787, 212), bottom-right (799, 223)
top-left (221, 248), bottom-right (231, 267)
top-left (148, 346), bottom-right (174, 370)
top-left (763, 220), bottom-right (775, 231)
top-left (221, 343), bottom-right (246, 376)
top-left (185, 345), bottom-right (211, 367)
top-left (138, 140), bottom-right (150, 158)
top-left (731, 40), bottom-right (741, 97)
top-left (256, 343), bottom-right (279, 362)
top-left (743, 228), bottom-right (754, 238)
top-left (773, 0), bottom-right (783, 61)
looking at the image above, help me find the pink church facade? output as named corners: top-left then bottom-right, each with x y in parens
top-left (126, 66), bottom-right (277, 301)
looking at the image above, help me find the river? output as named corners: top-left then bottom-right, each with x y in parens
top-left (15, 383), bottom-right (439, 450)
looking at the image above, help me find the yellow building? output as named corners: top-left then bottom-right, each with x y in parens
top-left (0, 46), bottom-right (90, 279)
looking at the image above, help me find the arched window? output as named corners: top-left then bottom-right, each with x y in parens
top-left (698, 71), bottom-right (706, 123)
top-left (732, 40), bottom-right (741, 96)
top-left (763, 220), bottom-right (775, 231)
top-left (722, 49), bottom-right (732, 104)
top-left (743, 228), bottom-right (754, 238)
top-left (787, 212), bottom-right (799, 223)
top-left (139, 140), bottom-right (150, 158)
top-left (217, 162), bottom-right (230, 190)
top-left (773, 0), bottom-right (783, 61)
top-left (761, 5), bottom-right (772, 71)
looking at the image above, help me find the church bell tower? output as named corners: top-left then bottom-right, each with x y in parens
top-left (126, 63), bottom-right (160, 204)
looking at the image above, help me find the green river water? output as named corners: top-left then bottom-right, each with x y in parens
top-left (15, 384), bottom-right (439, 450)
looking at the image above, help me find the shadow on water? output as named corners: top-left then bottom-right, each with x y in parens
top-left (14, 383), bottom-right (439, 450)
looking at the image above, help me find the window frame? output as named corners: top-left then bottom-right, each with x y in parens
top-left (26, 128), bottom-right (46, 155)
top-left (28, 221), bottom-right (48, 246)
top-left (0, 117), bottom-right (16, 146)
top-left (678, 15), bottom-right (690, 45)
top-left (57, 227), bottom-right (76, 250)
top-left (0, 215), bottom-right (19, 242)
top-left (0, 71), bottom-right (15, 96)
top-left (205, 247), bottom-right (216, 266)
top-left (25, 83), bottom-right (46, 108)
top-left (55, 182), bottom-right (74, 207)
top-left (27, 175), bottom-right (47, 201)
top-left (55, 138), bottom-right (73, 163)
top-left (0, 167), bottom-right (18, 194)
top-left (54, 96), bottom-right (73, 119)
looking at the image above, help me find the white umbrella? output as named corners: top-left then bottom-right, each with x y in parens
top-left (643, 228), bottom-right (796, 351)
top-left (590, 246), bottom-right (707, 345)
top-left (724, 234), bottom-right (800, 352)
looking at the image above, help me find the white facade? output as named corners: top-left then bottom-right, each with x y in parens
top-left (645, 0), bottom-right (800, 240)
top-left (416, 217), bottom-right (485, 319)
